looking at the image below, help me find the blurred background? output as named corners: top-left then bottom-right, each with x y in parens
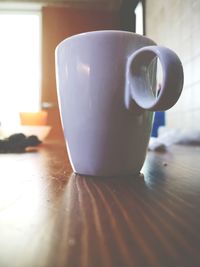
top-left (0, 0), bottom-right (198, 141)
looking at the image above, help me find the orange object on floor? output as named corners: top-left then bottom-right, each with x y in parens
top-left (20, 111), bottom-right (48, 126)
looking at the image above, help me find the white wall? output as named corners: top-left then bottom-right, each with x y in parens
top-left (146, 0), bottom-right (200, 130)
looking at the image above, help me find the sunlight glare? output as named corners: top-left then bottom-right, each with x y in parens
top-left (0, 13), bottom-right (41, 126)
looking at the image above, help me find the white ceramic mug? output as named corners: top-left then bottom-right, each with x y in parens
top-left (55, 30), bottom-right (183, 176)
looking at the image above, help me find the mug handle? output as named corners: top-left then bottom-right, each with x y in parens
top-left (125, 46), bottom-right (184, 112)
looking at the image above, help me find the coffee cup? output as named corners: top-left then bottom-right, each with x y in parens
top-left (55, 30), bottom-right (183, 176)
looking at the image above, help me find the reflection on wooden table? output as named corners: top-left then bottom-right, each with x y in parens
top-left (0, 141), bottom-right (200, 267)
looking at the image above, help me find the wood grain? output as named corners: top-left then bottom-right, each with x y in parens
top-left (0, 142), bottom-right (200, 267)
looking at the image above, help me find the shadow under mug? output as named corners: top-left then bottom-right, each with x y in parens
top-left (55, 30), bottom-right (184, 177)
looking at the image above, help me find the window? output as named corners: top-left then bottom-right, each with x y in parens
top-left (134, 1), bottom-right (144, 35)
top-left (0, 10), bottom-right (41, 125)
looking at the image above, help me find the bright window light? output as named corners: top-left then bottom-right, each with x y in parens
top-left (0, 12), bottom-right (41, 125)
top-left (135, 1), bottom-right (143, 35)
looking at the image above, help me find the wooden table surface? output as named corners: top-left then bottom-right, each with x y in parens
top-left (0, 141), bottom-right (200, 267)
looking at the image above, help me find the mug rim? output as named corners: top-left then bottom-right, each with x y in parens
top-left (55, 30), bottom-right (156, 51)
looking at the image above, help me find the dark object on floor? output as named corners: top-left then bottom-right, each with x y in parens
top-left (0, 133), bottom-right (42, 153)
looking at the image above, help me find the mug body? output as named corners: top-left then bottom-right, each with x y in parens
top-left (56, 31), bottom-right (156, 176)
